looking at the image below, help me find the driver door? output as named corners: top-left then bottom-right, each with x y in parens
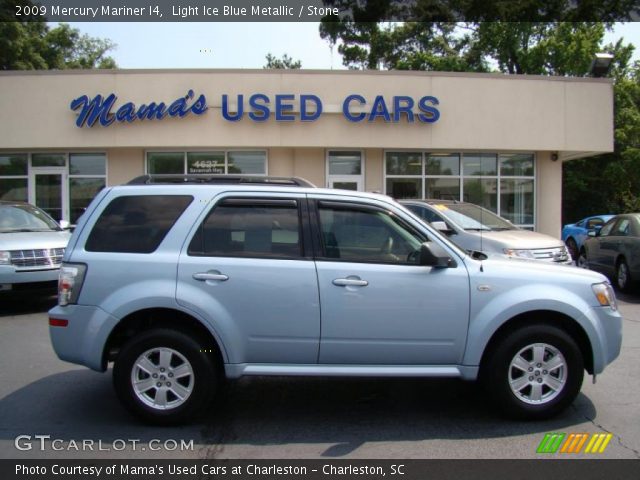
top-left (312, 198), bottom-right (470, 365)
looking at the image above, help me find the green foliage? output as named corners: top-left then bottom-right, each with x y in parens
top-left (0, 19), bottom-right (117, 70)
top-left (263, 53), bottom-right (302, 69)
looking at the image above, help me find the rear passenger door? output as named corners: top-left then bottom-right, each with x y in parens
top-left (176, 194), bottom-right (320, 364)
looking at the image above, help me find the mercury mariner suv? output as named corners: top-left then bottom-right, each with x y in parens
top-left (49, 175), bottom-right (622, 424)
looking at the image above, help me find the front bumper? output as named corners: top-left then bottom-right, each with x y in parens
top-left (590, 305), bottom-right (623, 374)
top-left (0, 265), bottom-right (60, 290)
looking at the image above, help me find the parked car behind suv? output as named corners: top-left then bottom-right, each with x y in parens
top-left (49, 176), bottom-right (621, 424)
top-left (401, 200), bottom-right (571, 264)
top-left (1, 201), bottom-right (70, 293)
top-left (583, 213), bottom-right (640, 292)
top-left (562, 214), bottom-right (614, 264)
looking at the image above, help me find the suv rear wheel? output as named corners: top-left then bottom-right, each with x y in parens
top-left (113, 329), bottom-right (218, 425)
top-left (482, 324), bottom-right (584, 420)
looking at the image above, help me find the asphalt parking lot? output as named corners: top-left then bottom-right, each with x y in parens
top-left (0, 292), bottom-right (638, 460)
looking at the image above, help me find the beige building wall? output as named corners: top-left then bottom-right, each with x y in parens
top-left (0, 70), bottom-right (614, 235)
top-left (107, 148), bottom-right (144, 185)
top-left (0, 70), bottom-right (614, 155)
top-left (536, 151), bottom-right (564, 238)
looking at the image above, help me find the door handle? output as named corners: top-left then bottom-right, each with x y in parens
top-left (332, 277), bottom-right (368, 287)
top-left (193, 272), bottom-right (229, 282)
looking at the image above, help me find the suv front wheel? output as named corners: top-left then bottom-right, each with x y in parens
top-left (482, 324), bottom-right (584, 420)
top-left (113, 329), bottom-right (218, 425)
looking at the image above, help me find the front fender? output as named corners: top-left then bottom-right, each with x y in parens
top-left (462, 285), bottom-right (604, 369)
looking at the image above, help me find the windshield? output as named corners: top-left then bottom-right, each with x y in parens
top-left (0, 204), bottom-right (61, 233)
top-left (435, 203), bottom-right (516, 231)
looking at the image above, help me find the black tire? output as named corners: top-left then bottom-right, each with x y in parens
top-left (615, 258), bottom-right (633, 292)
top-left (113, 329), bottom-right (218, 425)
top-left (565, 238), bottom-right (578, 264)
top-left (577, 248), bottom-right (589, 269)
top-left (482, 324), bottom-right (584, 420)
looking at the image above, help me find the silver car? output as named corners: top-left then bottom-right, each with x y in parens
top-left (402, 200), bottom-right (571, 264)
top-left (0, 201), bottom-right (70, 293)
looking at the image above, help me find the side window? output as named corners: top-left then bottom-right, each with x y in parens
top-left (613, 219), bottom-right (630, 236)
top-left (318, 203), bottom-right (426, 264)
top-left (599, 219), bottom-right (616, 237)
top-left (85, 195), bottom-right (193, 253)
top-left (586, 218), bottom-right (604, 230)
top-left (406, 205), bottom-right (443, 224)
top-left (188, 199), bottom-right (302, 259)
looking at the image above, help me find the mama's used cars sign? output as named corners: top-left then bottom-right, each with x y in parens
top-left (70, 90), bottom-right (440, 127)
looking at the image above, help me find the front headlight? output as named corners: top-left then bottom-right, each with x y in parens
top-left (0, 251), bottom-right (10, 265)
top-left (504, 248), bottom-right (536, 260)
top-left (592, 282), bottom-right (618, 311)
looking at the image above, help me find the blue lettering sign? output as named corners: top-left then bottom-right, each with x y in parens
top-left (342, 94), bottom-right (366, 122)
top-left (222, 94), bottom-right (243, 121)
top-left (70, 90), bottom-right (208, 127)
top-left (417, 96), bottom-right (440, 123)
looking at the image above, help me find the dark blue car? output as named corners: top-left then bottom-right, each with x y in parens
top-left (562, 214), bottom-right (614, 264)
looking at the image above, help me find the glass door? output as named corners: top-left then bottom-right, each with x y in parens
top-left (327, 151), bottom-right (364, 191)
top-left (329, 178), bottom-right (363, 191)
top-left (29, 168), bottom-right (68, 223)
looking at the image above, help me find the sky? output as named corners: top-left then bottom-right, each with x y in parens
top-left (71, 22), bottom-right (640, 70)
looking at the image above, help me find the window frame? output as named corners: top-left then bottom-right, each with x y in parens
top-left (383, 150), bottom-right (536, 230)
top-left (310, 199), bottom-right (428, 266)
top-left (187, 196), bottom-right (313, 261)
top-left (145, 149), bottom-right (269, 176)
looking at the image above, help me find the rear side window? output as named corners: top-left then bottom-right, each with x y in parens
top-left (188, 199), bottom-right (302, 259)
top-left (85, 195), bottom-right (193, 253)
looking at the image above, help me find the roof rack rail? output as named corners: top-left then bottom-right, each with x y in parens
top-left (127, 175), bottom-right (316, 187)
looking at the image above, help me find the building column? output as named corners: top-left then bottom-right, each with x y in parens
top-left (535, 151), bottom-right (563, 238)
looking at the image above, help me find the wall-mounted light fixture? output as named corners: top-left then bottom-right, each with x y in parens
top-left (589, 53), bottom-right (614, 78)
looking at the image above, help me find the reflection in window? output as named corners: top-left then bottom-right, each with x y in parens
top-left (426, 154), bottom-right (459, 175)
top-left (318, 205), bottom-right (424, 264)
top-left (463, 179), bottom-right (498, 213)
top-left (147, 151), bottom-right (267, 175)
top-left (385, 152), bottom-right (535, 228)
top-left (328, 151), bottom-right (362, 175)
top-left (462, 153), bottom-right (497, 176)
top-left (189, 203), bottom-right (301, 258)
top-left (500, 179), bottom-right (534, 225)
top-left (386, 178), bottom-right (422, 199)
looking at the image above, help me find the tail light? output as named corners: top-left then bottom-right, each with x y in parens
top-left (58, 263), bottom-right (87, 306)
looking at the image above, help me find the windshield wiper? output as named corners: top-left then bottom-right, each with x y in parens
top-left (465, 228), bottom-right (491, 231)
top-left (490, 227), bottom-right (514, 231)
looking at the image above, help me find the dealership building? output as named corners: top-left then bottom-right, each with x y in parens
top-left (0, 69), bottom-right (613, 237)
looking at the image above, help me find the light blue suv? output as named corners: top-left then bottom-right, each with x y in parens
top-left (49, 175), bottom-right (622, 424)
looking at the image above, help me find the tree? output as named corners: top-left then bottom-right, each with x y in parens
top-left (263, 53), bottom-right (302, 69)
top-left (563, 41), bottom-right (640, 221)
top-left (0, 6), bottom-right (117, 70)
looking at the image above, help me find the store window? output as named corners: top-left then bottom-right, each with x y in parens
top-left (0, 153), bottom-right (106, 224)
top-left (69, 154), bottom-right (107, 223)
top-left (147, 151), bottom-right (267, 175)
top-left (0, 154), bottom-right (28, 202)
top-left (385, 152), bottom-right (535, 228)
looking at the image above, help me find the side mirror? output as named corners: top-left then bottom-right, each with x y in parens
top-left (420, 241), bottom-right (456, 268)
top-left (431, 221), bottom-right (455, 235)
top-left (59, 220), bottom-right (71, 230)
top-left (587, 230), bottom-right (597, 237)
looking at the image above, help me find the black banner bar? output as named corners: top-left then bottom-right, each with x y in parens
top-left (3, 0), bottom-right (639, 22)
top-left (3, 460), bottom-right (640, 480)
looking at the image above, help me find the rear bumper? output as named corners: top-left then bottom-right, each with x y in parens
top-left (49, 304), bottom-right (119, 372)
